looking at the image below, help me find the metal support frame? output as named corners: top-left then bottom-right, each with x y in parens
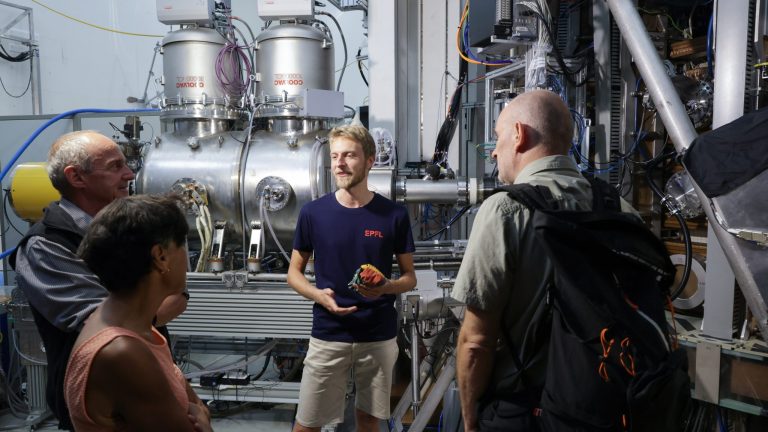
top-left (701, 0), bottom-right (751, 340)
top-left (0, 0), bottom-right (41, 114)
top-left (482, 59), bottom-right (526, 146)
top-left (390, 349), bottom-right (455, 432)
top-left (371, 0), bottom-right (461, 169)
top-left (391, 296), bottom-right (457, 432)
top-left (326, 0), bottom-right (368, 12)
top-left (592, 0), bottom-right (619, 183)
top-left (755, 1), bottom-right (768, 108)
top-left (410, 320), bottom-right (421, 417)
top-left (390, 353), bottom-right (434, 432)
top-left (604, 0), bottom-right (768, 342)
top-left (408, 355), bottom-right (456, 432)
top-left (369, 0), bottom-right (400, 154)
top-left (421, 0), bottom-right (461, 168)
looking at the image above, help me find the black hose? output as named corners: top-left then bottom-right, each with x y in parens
top-left (0, 43), bottom-right (31, 62)
top-left (251, 350), bottom-right (272, 381)
top-left (431, 73), bottom-right (466, 167)
top-left (423, 206), bottom-right (471, 241)
top-left (357, 48), bottom-right (368, 87)
top-left (344, 104), bottom-right (356, 119)
top-left (670, 211), bottom-right (692, 300)
top-left (645, 163), bottom-right (692, 300)
top-left (317, 12), bottom-right (348, 92)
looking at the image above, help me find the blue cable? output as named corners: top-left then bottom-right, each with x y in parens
top-left (0, 246), bottom-right (16, 261)
top-left (716, 408), bottom-right (727, 432)
top-left (438, 411), bottom-right (443, 432)
top-left (634, 78), bottom-right (644, 136)
top-left (462, 6), bottom-right (514, 65)
top-left (0, 108), bottom-right (159, 185)
top-left (706, 13), bottom-right (714, 78)
top-left (548, 75), bottom-right (566, 100)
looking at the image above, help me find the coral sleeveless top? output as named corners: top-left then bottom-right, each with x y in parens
top-left (64, 326), bottom-right (188, 431)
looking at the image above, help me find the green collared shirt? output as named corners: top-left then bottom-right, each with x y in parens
top-left (451, 155), bottom-right (634, 394)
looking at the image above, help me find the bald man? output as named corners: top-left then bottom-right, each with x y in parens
top-left (452, 91), bottom-right (633, 431)
top-left (10, 131), bottom-right (187, 430)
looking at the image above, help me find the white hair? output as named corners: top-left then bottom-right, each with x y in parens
top-left (47, 130), bottom-right (100, 193)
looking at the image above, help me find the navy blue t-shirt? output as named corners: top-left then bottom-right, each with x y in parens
top-left (293, 192), bottom-right (415, 342)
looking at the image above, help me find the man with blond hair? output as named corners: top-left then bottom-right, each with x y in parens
top-left (288, 124), bottom-right (417, 432)
top-left (10, 130), bottom-right (187, 430)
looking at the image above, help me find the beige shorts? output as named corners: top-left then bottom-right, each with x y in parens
top-left (295, 336), bottom-right (399, 428)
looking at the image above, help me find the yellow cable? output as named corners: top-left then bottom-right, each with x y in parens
top-left (30, 0), bottom-right (164, 38)
top-left (455, 0), bottom-right (508, 67)
top-left (754, 61), bottom-right (768, 68)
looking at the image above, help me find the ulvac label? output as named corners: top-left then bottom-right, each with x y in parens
top-left (176, 75), bottom-right (205, 88)
top-left (273, 73), bottom-right (304, 86)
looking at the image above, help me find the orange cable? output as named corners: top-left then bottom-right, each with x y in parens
top-left (666, 295), bottom-right (680, 350)
top-left (455, 1), bottom-right (507, 67)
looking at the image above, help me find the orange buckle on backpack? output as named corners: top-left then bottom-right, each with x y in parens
top-left (598, 328), bottom-right (615, 382)
top-left (619, 337), bottom-right (636, 376)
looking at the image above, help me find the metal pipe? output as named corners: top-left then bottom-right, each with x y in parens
top-left (29, 8), bottom-right (41, 114)
top-left (605, 0), bottom-right (768, 340)
top-left (397, 178), bottom-right (469, 205)
top-left (412, 253), bottom-right (461, 261)
top-left (395, 261), bottom-right (462, 271)
top-left (701, 0), bottom-right (744, 340)
top-left (414, 240), bottom-right (455, 248)
top-left (410, 320), bottom-right (421, 417)
top-left (409, 355), bottom-right (456, 432)
top-left (138, 43), bottom-right (161, 105)
top-left (391, 326), bottom-right (455, 431)
top-left (0, 0), bottom-right (31, 11)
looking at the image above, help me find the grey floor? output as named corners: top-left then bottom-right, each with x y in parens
top-left (0, 403), bottom-right (296, 431)
top-left (0, 399), bottom-right (401, 431)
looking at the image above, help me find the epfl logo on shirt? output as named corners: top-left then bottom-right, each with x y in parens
top-left (364, 229), bottom-right (384, 238)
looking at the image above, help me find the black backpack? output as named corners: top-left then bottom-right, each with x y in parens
top-left (491, 176), bottom-right (691, 432)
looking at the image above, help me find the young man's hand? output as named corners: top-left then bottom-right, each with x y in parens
top-left (353, 279), bottom-right (392, 298)
top-left (316, 288), bottom-right (358, 315)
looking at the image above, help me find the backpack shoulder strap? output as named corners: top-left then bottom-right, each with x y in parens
top-left (493, 184), bottom-right (559, 211)
top-left (583, 175), bottom-right (621, 212)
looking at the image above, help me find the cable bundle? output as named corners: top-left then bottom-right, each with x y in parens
top-left (259, 194), bottom-right (290, 262)
top-left (431, 80), bottom-right (465, 167)
top-left (194, 204), bottom-right (213, 272)
top-left (215, 38), bottom-right (252, 99)
top-left (520, 0), bottom-right (591, 86)
top-left (423, 205), bottom-right (472, 241)
top-left (0, 43), bottom-right (32, 62)
top-left (456, 0), bottom-right (515, 66)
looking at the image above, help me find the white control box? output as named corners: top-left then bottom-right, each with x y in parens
top-left (257, 0), bottom-right (314, 20)
top-left (300, 89), bottom-right (344, 119)
top-left (157, 0), bottom-right (214, 26)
